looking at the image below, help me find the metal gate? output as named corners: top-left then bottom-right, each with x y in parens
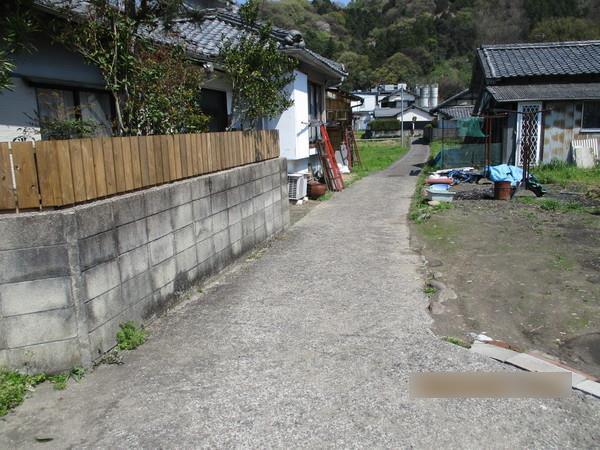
top-left (516, 102), bottom-right (542, 166)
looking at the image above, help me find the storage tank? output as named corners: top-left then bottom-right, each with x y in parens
top-left (430, 84), bottom-right (439, 108)
top-left (414, 85), bottom-right (422, 107)
top-left (421, 85), bottom-right (431, 108)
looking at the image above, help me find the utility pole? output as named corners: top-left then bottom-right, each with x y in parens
top-left (400, 87), bottom-right (404, 147)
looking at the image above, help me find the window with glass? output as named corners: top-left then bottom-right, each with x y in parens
top-left (308, 81), bottom-right (323, 142)
top-left (582, 101), bottom-right (600, 131)
top-left (36, 86), bottom-right (113, 139)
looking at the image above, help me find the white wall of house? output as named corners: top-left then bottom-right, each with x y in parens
top-left (397, 108), bottom-right (434, 123)
top-left (268, 69), bottom-right (311, 173)
top-left (352, 94), bottom-right (377, 113)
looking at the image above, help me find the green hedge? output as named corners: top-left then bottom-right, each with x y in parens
top-left (368, 118), bottom-right (401, 131)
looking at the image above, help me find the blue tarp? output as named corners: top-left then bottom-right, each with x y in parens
top-left (485, 164), bottom-right (523, 186)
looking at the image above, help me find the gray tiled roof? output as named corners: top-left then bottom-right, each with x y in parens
top-left (487, 83), bottom-right (600, 102)
top-left (35, 1), bottom-right (346, 77)
top-left (438, 105), bottom-right (473, 120)
top-left (478, 41), bottom-right (600, 80)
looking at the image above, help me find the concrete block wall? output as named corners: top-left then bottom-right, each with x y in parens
top-left (0, 158), bottom-right (290, 373)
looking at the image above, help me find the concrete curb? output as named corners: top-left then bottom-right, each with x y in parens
top-left (471, 341), bottom-right (600, 399)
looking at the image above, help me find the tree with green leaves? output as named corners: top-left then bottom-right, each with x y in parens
top-left (57, 0), bottom-right (208, 135)
top-left (0, 0), bottom-right (39, 91)
top-left (220, 0), bottom-right (297, 130)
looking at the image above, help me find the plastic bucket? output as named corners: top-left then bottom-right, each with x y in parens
top-left (494, 181), bottom-right (513, 200)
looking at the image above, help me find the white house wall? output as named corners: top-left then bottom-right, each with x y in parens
top-left (398, 109), bottom-right (433, 123)
top-left (268, 69), bottom-right (310, 172)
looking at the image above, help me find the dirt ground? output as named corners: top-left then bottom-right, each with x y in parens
top-left (411, 182), bottom-right (600, 377)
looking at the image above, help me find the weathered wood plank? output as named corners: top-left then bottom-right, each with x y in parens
top-left (53, 139), bottom-right (74, 205)
top-left (11, 142), bottom-right (40, 209)
top-left (0, 143), bottom-right (16, 210)
top-left (90, 138), bottom-right (107, 198)
top-left (112, 137), bottom-right (126, 192)
top-left (145, 136), bottom-right (157, 186)
top-left (164, 135), bottom-right (177, 181)
top-left (152, 135), bottom-right (164, 184)
top-left (138, 136), bottom-right (150, 187)
top-left (80, 138), bottom-right (97, 200)
top-left (68, 139), bottom-right (87, 203)
top-left (173, 133), bottom-right (182, 179)
top-left (120, 137), bottom-right (135, 191)
top-left (129, 137), bottom-right (143, 189)
top-left (189, 133), bottom-right (199, 176)
top-left (36, 140), bottom-right (62, 206)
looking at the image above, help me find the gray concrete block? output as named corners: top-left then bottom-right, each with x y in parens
top-left (240, 182), bottom-right (255, 202)
top-left (176, 246), bottom-right (197, 273)
top-left (268, 159), bottom-right (279, 175)
top-left (116, 219), bottom-right (148, 254)
top-left (79, 230), bottom-right (117, 271)
top-left (229, 222), bottom-right (242, 244)
top-left (269, 174), bottom-right (279, 190)
top-left (76, 201), bottom-right (114, 238)
top-left (192, 197), bottom-right (211, 220)
top-left (231, 239), bottom-right (242, 257)
top-left (86, 286), bottom-right (123, 332)
top-left (171, 203), bottom-right (193, 231)
top-left (265, 205), bottom-right (275, 235)
top-left (209, 172), bottom-right (227, 193)
top-left (273, 187), bottom-right (282, 203)
top-left (191, 176), bottom-right (210, 200)
top-left (241, 233), bottom-right (255, 253)
top-left (4, 308), bottom-right (77, 348)
top-left (213, 229), bottom-right (230, 253)
top-left (149, 234), bottom-right (175, 266)
top-left (197, 255), bottom-right (216, 279)
top-left (121, 271), bottom-right (152, 306)
top-left (470, 342), bottom-right (519, 363)
top-left (147, 210), bottom-right (172, 241)
top-left (574, 380), bottom-right (600, 398)
top-left (196, 237), bottom-right (214, 264)
top-left (0, 245), bottom-right (69, 284)
top-left (0, 213), bottom-right (66, 251)
top-left (241, 199), bottom-right (254, 219)
top-left (273, 211), bottom-right (283, 233)
top-left (112, 193), bottom-right (145, 226)
top-left (211, 191), bottom-right (228, 214)
top-left (262, 174), bottom-right (273, 192)
top-left (145, 186), bottom-right (172, 216)
top-left (226, 187), bottom-right (241, 208)
top-left (255, 225), bottom-right (267, 244)
top-left (119, 245), bottom-right (149, 282)
top-left (507, 353), bottom-right (571, 373)
top-left (3, 339), bottom-right (82, 374)
top-left (253, 179), bottom-right (263, 196)
top-left (88, 312), bottom-right (124, 357)
top-left (212, 210), bottom-right (229, 233)
top-left (264, 190), bottom-right (274, 207)
top-left (151, 257), bottom-right (176, 291)
top-left (214, 246), bottom-right (232, 272)
top-left (253, 194), bottom-right (265, 212)
top-left (0, 277), bottom-right (71, 317)
top-left (254, 210), bottom-right (266, 231)
top-left (174, 224), bottom-right (195, 254)
top-left (228, 205), bottom-right (241, 226)
top-left (238, 166), bottom-right (253, 185)
top-left (194, 216), bottom-right (213, 242)
top-left (281, 183), bottom-right (289, 201)
top-left (242, 216), bottom-right (255, 237)
top-left (84, 260), bottom-right (120, 300)
top-left (169, 181), bottom-right (192, 206)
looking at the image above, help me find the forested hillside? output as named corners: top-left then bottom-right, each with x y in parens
top-left (259, 0), bottom-right (600, 98)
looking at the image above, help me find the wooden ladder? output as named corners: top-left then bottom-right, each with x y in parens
top-left (318, 124), bottom-right (344, 191)
top-left (344, 127), bottom-right (363, 169)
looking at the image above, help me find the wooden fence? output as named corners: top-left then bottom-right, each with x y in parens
top-left (0, 130), bottom-right (279, 212)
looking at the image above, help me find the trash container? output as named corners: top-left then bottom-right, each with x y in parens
top-left (494, 181), bottom-right (512, 200)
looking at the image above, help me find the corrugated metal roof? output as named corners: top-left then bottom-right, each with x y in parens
top-left (373, 108), bottom-right (402, 118)
top-left (487, 83), bottom-right (600, 102)
top-left (478, 41), bottom-right (600, 80)
top-left (438, 105), bottom-right (473, 119)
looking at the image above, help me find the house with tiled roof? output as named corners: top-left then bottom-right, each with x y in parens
top-left (471, 40), bottom-right (600, 165)
top-left (0, 0), bottom-right (347, 175)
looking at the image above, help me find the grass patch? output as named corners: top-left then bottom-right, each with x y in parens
top-left (116, 321), bottom-right (147, 350)
top-left (350, 140), bottom-right (408, 183)
top-left (424, 285), bottom-right (438, 296)
top-left (0, 371), bottom-right (46, 416)
top-left (317, 191), bottom-right (334, 202)
top-left (517, 197), bottom-right (590, 214)
top-left (47, 367), bottom-right (86, 391)
top-left (441, 336), bottom-right (471, 349)
top-left (532, 159), bottom-right (600, 187)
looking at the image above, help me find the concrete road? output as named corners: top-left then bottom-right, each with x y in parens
top-left (1, 144), bottom-right (598, 448)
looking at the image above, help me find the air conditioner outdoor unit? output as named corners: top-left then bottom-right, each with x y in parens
top-left (287, 173), bottom-right (307, 201)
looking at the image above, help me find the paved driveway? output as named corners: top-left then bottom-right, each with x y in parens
top-left (1, 144), bottom-right (598, 448)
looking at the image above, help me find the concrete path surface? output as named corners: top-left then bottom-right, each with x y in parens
top-left (1, 144), bottom-right (599, 448)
